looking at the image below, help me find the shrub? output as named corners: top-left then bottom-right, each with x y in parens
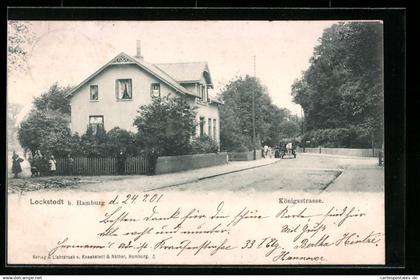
top-left (106, 127), bottom-right (137, 157)
top-left (303, 126), bottom-right (373, 148)
top-left (79, 126), bottom-right (109, 157)
top-left (191, 135), bottom-right (219, 154)
top-left (68, 127), bottom-right (139, 158)
top-left (18, 110), bottom-right (72, 157)
top-left (133, 97), bottom-right (197, 156)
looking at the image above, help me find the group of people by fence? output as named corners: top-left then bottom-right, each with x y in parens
top-left (11, 150), bottom-right (57, 178)
top-left (28, 150), bottom-right (57, 177)
top-left (10, 148), bottom-right (159, 179)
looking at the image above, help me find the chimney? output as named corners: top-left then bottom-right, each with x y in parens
top-left (135, 40), bottom-right (144, 60)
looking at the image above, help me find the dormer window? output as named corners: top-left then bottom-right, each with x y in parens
top-left (90, 85), bottom-right (98, 101)
top-left (151, 83), bottom-right (160, 98)
top-left (116, 79), bottom-right (132, 100)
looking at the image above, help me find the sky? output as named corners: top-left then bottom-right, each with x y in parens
top-left (8, 20), bottom-right (339, 122)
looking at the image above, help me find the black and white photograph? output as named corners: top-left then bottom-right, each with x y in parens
top-left (6, 20), bottom-right (386, 265)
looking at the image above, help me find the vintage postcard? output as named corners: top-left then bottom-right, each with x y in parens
top-left (6, 20), bottom-right (385, 265)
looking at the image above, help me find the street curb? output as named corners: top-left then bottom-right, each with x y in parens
top-left (198, 160), bottom-right (280, 181)
top-left (148, 160), bottom-right (280, 191)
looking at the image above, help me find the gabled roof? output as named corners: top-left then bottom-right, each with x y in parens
top-left (66, 52), bottom-right (196, 98)
top-left (155, 62), bottom-right (213, 87)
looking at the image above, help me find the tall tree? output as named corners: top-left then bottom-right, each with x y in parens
top-left (219, 75), bottom-right (272, 150)
top-left (18, 110), bottom-right (72, 157)
top-left (33, 83), bottom-right (72, 114)
top-left (218, 75), bottom-right (296, 151)
top-left (133, 96), bottom-right (197, 156)
top-left (291, 22), bottom-right (383, 148)
top-left (18, 83), bottom-right (72, 156)
top-left (266, 106), bottom-right (301, 146)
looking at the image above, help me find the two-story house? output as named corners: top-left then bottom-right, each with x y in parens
top-left (66, 42), bottom-right (221, 143)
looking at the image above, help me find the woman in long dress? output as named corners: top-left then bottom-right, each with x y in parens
top-left (12, 151), bottom-right (23, 178)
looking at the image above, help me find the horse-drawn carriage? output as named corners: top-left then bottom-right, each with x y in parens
top-left (274, 138), bottom-right (298, 159)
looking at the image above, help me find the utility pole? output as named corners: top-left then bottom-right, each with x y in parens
top-left (252, 55), bottom-right (257, 160)
top-left (301, 108), bottom-right (305, 152)
top-left (253, 55), bottom-right (256, 77)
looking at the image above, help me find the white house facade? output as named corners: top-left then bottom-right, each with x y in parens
top-left (66, 47), bottom-right (221, 143)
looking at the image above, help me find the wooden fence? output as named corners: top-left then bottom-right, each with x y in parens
top-left (125, 157), bottom-right (149, 175)
top-left (56, 157), bottom-right (149, 176)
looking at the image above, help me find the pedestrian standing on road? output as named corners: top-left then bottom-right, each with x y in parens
top-left (281, 143), bottom-right (287, 158)
top-left (49, 155), bottom-right (57, 176)
top-left (274, 147), bottom-right (280, 158)
top-left (37, 151), bottom-right (48, 176)
top-left (147, 147), bottom-right (159, 175)
top-left (31, 150), bottom-right (41, 177)
top-left (12, 151), bottom-right (24, 178)
top-left (28, 152), bottom-right (37, 177)
top-left (263, 145), bottom-right (269, 158)
top-left (67, 153), bottom-right (75, 176)
top-left (117, 149), bottom-right (127, 175)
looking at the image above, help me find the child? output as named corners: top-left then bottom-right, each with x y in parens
top-left (49, 155), bottom-right (57, 176)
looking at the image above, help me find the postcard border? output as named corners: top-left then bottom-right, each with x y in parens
top-left (2, 6), bottom-right (407, 275)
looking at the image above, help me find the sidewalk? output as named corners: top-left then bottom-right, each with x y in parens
top-left (300, 152), bottom-right (379, 160)
top-left (77, 158), bottom-right (279, 192)
top-left (324, 165), bottom-right (384, 192)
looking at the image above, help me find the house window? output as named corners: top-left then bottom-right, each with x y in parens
top-left (208, 118), bottom-right (212, 138)
top-left (116, 79), bottom-right (132, 100)
top-left (90, 85), bottom-right (98, 101)
top-left (200, 85), bottom-right (207, 102)
top-left (199, 117), bottom-right (205, 138)
top-left (89, 115), bottom-right (104, 134)
top-left (151, 83), bottom-right (160, 98)
top-left (213, 119), bottom-right (217, 141)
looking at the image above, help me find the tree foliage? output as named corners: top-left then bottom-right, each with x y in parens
top-left (18, 84), bottom-right (72, 157)
top-left (133, 96), bottom-right (197, 156)
top-left (33, 83), bottom-right (72, 114)
top-left (8, 21), bottom-right (35, 74)
top-left (267, 106), bottom-right (301, 146)
top-left (18, 110), bottom-right (72, 157)
top-left (191, 135), bottom-right (219, 154)
top-left (105, 127), bottom-right (138, 157)
top-left (277, 118), bottom-right (301, 140)
top-left (78, 126), bottom-right (110, 157)
top-left (291, 22), bottom-right (384, 148)
top-left (64, 127), bottom-right (139, 158)
top-left (218, 75), bottom-right (301, 151)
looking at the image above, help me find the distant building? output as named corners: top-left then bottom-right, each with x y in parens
top-left (66, 41), bottom-right (221, 142)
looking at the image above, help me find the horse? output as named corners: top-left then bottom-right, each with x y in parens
top-left (281, 142), bottom-right (296, 158)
